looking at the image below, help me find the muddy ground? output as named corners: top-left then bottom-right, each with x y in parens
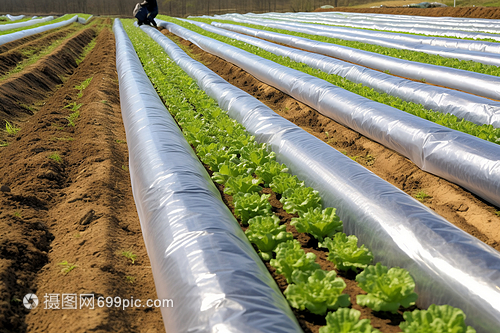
top-left (0, 19), bottom-right (164, 332)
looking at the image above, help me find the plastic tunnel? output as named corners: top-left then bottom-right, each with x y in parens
top-left (0, 15), bottom-right (91, 47)
top-left (113, 19), bottom-right (303, 333)
top-left (144, 22), bottom-right (500, 332)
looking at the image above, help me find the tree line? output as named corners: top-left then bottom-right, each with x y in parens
top-left (0, 0), bottom-right (370, 17)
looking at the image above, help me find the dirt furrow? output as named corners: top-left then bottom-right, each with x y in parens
top-left (0, 25), bottom-right (80, 78)
top-left (0, 27), bottom-right (96, 144)
top-left (163, 31), bottom-right (500, 252)
top-left (0, 21), bottom-right (164, 333)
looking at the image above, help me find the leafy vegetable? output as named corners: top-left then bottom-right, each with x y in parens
top-left (400, 304), bottom-right (476, 333)
top-left (223, 174), bottom-right (262, 195)
top-left (270, 240), bottom-right (320, 283)
top-left (255, 160), bottom-right (288, 186)
top-left (245, 215), bottom-right (293, 260)
top-left (284, 269), bottom-right (350, 315)
top-left (281, 186), bottom-right (322, 215)
top-left (356, 263), bottom-right (418, 313)
top-left (320, 233), bottom-right (373, 272)
top-left (196, 143), bottom-right (237, 172)
top-left (240, 143), bottom-right (276, 168)
top-left (269, 172), bottom-right (304, 194)
top-left (291, 207), bottom-right (343, 241)
top-left (319, 308), bottom-right (381, 333)
top-left (233, 193), bottom-right (272, 225)
top-left (211, 161), bottom-right (254, 184)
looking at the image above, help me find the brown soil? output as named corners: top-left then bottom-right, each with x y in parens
top-left (163, 30), bottom-right (500, 255)
top-left (0, 27), bottom-right (96, 143)
top-left (315, 6), bottom-right (500, 19)
top-left (0, 25), bottom-right (80, 78)
top-left (0, 19), bottom-right (164, 333)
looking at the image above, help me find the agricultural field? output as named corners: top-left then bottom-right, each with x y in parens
top-left (1, 7), bottom-right (500, 333)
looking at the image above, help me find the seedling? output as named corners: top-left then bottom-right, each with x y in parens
top-left (64, 102), bottom-right (82, 112)
top-left (74, 233), bottom-right (81, 238)
top-left (415, 190), bottom-right (431, 202)
top-left (101, 100), bottom-right (108, 104)
top-left (495, 211), bottom-right (500, 217)
top-left (0, 141), bottom-right (7, 147)
top-left (384, 69), bottom-right (391, 74)
top-left (48, 152), bottom-right (62, 163)
top-left (66, 111), bottom-right (80, 127)
top-left (121, 250), bottom-right (137, 264)
top-left (13, 211), bottom-right (21, 218)
top-left (421, 78), bottom-right (427, 83)
top-left (121, 165), bottom-right (129, 171)
top-left (58, 261), bottom-right (77, 275)
top-left (5, 121), bottom-right (20, 135)
top-left (125, 276), bottom-right (136, 284)
top-left (115, 139), bottom-right (126, 144)
top-left (11, 296), bottom-right (22, 304)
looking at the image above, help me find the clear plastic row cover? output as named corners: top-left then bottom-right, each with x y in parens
top-left (210, 17), bottom-right (500, 66)
top-left (0, 16), bottom-right (54, 32)
top-left (150, 21), bottom-right (500, 332)
top-left (5, 14), bottom-right (25, 21)
top-left (205, 16), bottom-right (500, 101)
top-left (161, 21), bottom-right (500, 209)
top-left (0, 15), bottom-right (78, 46)
top-left (113, 19), bottom-right (302, 333)
top-left (201, 20), bottom-right (500, 127)
top-left (225, 12), bottom-right (500, 37)
top-left (233, 17), bottom-right (500, 55)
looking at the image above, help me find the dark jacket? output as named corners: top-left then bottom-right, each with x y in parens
top-left (140, 0), bottom-right (158, 12)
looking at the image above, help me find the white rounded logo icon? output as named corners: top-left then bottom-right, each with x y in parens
top-left (23, 294), bottom-right (38, 309)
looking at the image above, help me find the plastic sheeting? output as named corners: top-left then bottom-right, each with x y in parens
top-left (0, 15), bottom-right (80, 46)
top-left (160, 20), bottom-right (500, 208)
top-left (230, 12), bottom-right (500, 39)
top-left (195, 20), bottom-right (500, 127)
top-left (202, 16), bottom-right (500, 101)
top-left (143, 23), bottom-right (500, 333)
top-left (5, 14), bottom-right (25, 21)
top-left (209, 17), bottom-right (500, 66)
top-left (113, 19), bottom-right (302, 333)
top-left (0, 16), bottom-right (54, 32)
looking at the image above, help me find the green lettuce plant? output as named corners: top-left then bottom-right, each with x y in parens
top-left (255, 160), bottom-right (288, 186)
top-left (245, 215), bottom-right (293, 260)
top-left (291, 207), bottom-right (343, 241)
top-left (284, 269), bottom-right (350, 315)
top-left (400, 304), bottom-right (476, 333)
top-left (280, 186), bottom-right (322, 215)
top-left (223, 174), bottom-right (263, 195)
top-left (211, 161), bottom-right (254, 184)
top-left (320, 233), bottom-right (373, 272)
top-left (233, 193), bottom-right (272, 225)
top-left (319, 308), bottom-right (381, 333)
top-left (356, 263), bottom-right (418, 313)
top-left (270, 240), bottom-right (320, 283)
top-left (269, 172), bottom-right (304, 194)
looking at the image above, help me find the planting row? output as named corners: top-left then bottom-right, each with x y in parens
top-left (0, 14), bottom-right (93, 46)
top-left (195, 16), bottom-right (500, 79)
top-left (227, 12), bottom-right (500, 39)
top-left (114, 19), bottom-right (302, 333)
top-left (124, 18), bottom-right (500, 332)
top-left (124, 19), bottom-right (479, 333)
top-left (189, 20), bottom-right (500, 128)
top-left (158, 19), bottom-right (500, 209)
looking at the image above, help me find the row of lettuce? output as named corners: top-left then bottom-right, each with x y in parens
top-left (189, 17), bottom-right (500, 77)
top-left (160, 16), bottom-right (500, 145)
top-left (123, 19), bottom-right (476, 333)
